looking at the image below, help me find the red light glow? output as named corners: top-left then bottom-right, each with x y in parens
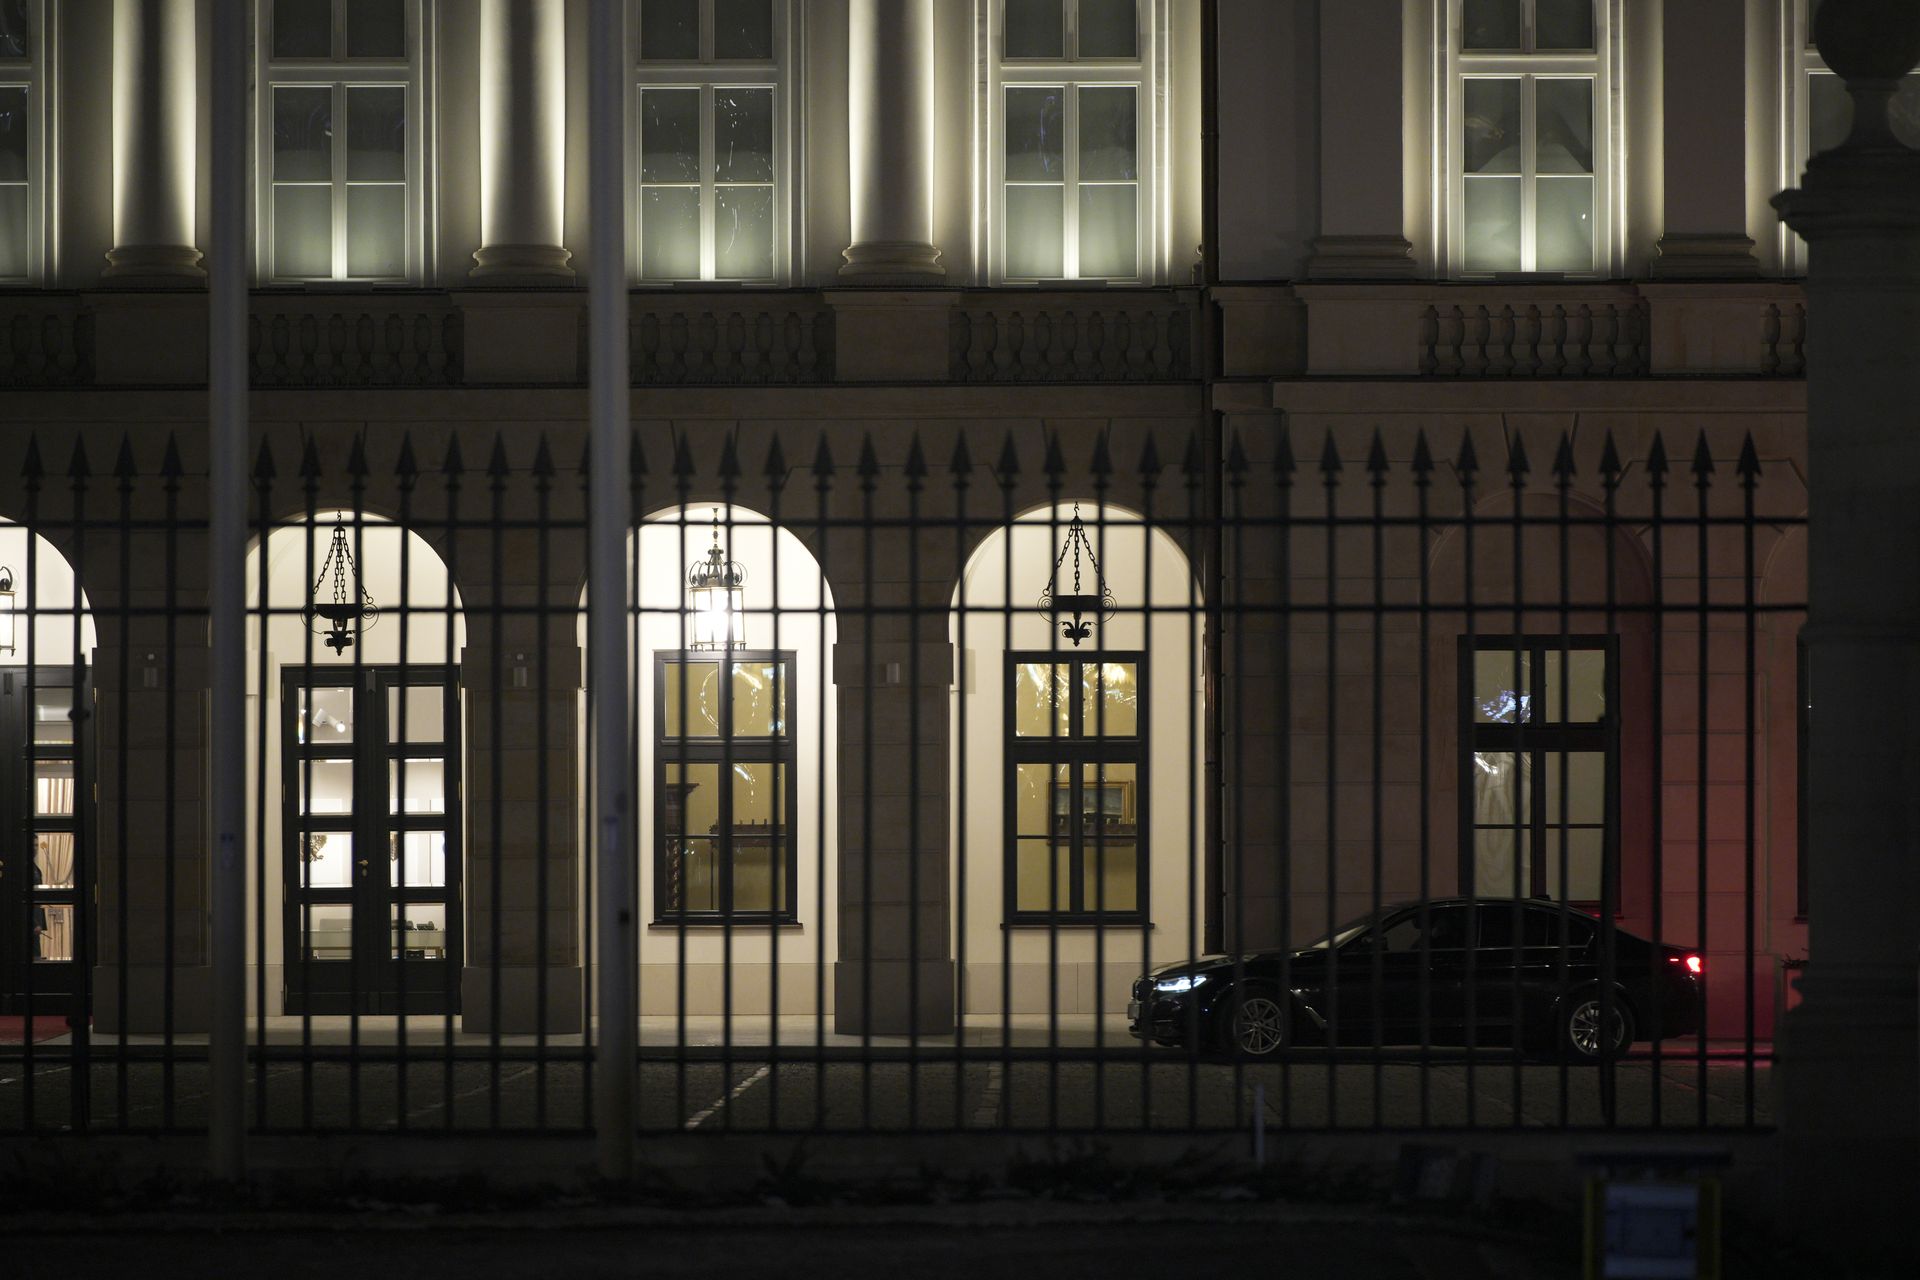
top-left (1667, 953), bottom-right (1705, 975)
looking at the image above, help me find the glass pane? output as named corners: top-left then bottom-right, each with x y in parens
top-left (662, 661), bottom-right (723, 737)
top-left (1463, 79), bottom-right (1520, 174)
top-left (0, 0), bottom-right (30, 59)
top-left (714, 88), bottom-right (773, 182)
top-left (346, 0), bottom-right (406, 58)
top-left (387, 685), bottom-right (443, 742)
top-left (1013, 763), bottom-right (1063, 836)
top-left (1545, 751), bottom-right (1606, 826)
top-left (0, 184), bottom-right (25, 279)
top-left (1472, 826), bottom-right (1531, 898)
top-left (274, 86), bottom-right (333, 181)
top-left (1005, 185), bottom-right (1064, 278)
top-left (1080, 661), bottom-right (1138, 736)
top-left (34, 689), bottom-right (73, 745)
top-left (389, 757), bottom-right (445, 814)
top-left (1536, 79), bottom-right (1594, 174)
top-left (663, 762), bottom-right (720, 912)
top-left (33, 760), bottom-right (71, 816)
top-left (273, 0), bottom-right (333, 59)
top-left (1082, 838), bottom-right (1137, 912)
top-left (1004, 0), bottom-right (1063, 58)
top-left (1013, 662), bottom-right (1071, 737)
top-left (1079, 0), bottom-right (1137, 58)
top-left (32, 831), bottom-right (73, 889)
top-left (1471, 750), bottom-right (1530, 828)
top-left (298, 758), bottom-right (355, 815)
top-left (664, 762), bottom-right (720, 841)
top-left (1005, 86), bottom-right (1064, 181)
top-left (1015, 838), bottom-right (1069, 912)
top-left (300, 830), bottom-right (353, 889)
top-left (731, 760), bottom-right (785, 823)
top-left (715, 185), bottom-right (773, 278)
top-left (33, 904), bottom-right (72, 962)
top-left (730, 661), bottom-right (788, 736)
top-left (1463, 176), bottom-right (1521, 273)
top-left (346, 183), bottom-right (405, 277)
top-left (1472, 648), bottom-right (1532, 724)
top-left (641, 186), bottom-right (702, 279)
top-left (390, 830), bottom-right (447, 888)
top-left (392, 903), bottom-right (448, 959)
top-left (1079, 184), bottom-right (1138, 278)
top-left (641, 89), bottom-right (700, 183)
top-left (300, 686), bottom-right (356, 744)
top-left (304, 903), bottom-right (354, 960)
top-left (273, 184), bottom-right (333, 278)
top-left (1461, 0), bottom-right (1520, 50)
top-left (1542, 648), bottom-right (1606, 722)
top-left (640, 0), bottom-right (701, 60)
top-left (1073, 762), bottom-right (1137, 840)
top-left (346, 86), bottom-right (405, 181)
top-left (0, 85), bottom-right (26, 182)
top-left (714, 0), bottom-right (773, 59)
top-left (1536, 0), bottom-right (1594, 51)
top-left (730, 764), bottom-right (787, 912)
top-left (1078, 86), bottom-right (1136, 181)
top-left (1542, 829), bottom-right (1605, 901)
top-left (1535, 175), bottom-right (1593, 272)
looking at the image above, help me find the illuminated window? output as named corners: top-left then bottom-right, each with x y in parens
top-left (1006, 653), bottom-right (1145, 920)
top-left (1462, 636), bottom-right (1617, 906)
top-left (1446, 0), bottom-right (1614, 277)
top-left (633, 0), bottom-right (792, 283)
top-left (257, 0), bottom-right (425, 282)
top-left (985, 0), bottom-right (1164, 283)
top-left (0, 0), bottom-right (45, 283)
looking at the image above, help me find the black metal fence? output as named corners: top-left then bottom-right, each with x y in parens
top-left (0, 420), bottom-right (1803, 1139)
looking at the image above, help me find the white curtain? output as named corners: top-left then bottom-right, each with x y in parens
top-left (1472, 751), bottom-right (1530, 897)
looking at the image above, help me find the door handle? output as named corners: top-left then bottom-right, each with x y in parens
top-left (357, 859), bottom-right (370, 876)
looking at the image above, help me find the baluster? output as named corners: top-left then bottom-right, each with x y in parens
top-left (1490, 305), bottom-right (1516, 375)
top-left (1547, 304), bottom-right (1567, 376)
top-left (1763, 302), bottom-right (1782, 376)
top-left (353, 313), bottom-right (376, 384)
top-left (1419, 305), bottom-right (1439, 374)
top-left (440, 311), bottom-right (461, 383)
top-left (1069, 311), bottom-right (1097, 379)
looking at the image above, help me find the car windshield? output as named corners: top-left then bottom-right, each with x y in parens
top-left (1302, 913), bottom-right (1381, 950)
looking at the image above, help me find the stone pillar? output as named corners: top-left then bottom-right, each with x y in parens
top-left (104, 0), bottom-right (203, 281)
top-left (1649, 0), bottom-right (1758, 277)
top-left (470, 0), bottom-right (574, 282)
top-left (1304, 0), bottom-right (1414, 279)
top-left (1772, 1), bottom-right (1920, 1264)
top-left (840, 0), bottom-right (944, 283)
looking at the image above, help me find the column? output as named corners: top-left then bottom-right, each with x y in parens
top-left (1648, 0), bottom-right (1758, 277)
top-left (471, 0), bottom-right (574, 282)
top-left (1773, 0), bottom-right (1920, 1264)
top-left (1304, 0), bottom-right (1415, 280)
top-left (104, 0), bottom-right (203, 281)
top-left (840, 0), bottom-right (945, 283)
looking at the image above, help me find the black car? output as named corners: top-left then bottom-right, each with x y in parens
top-left (1128, 898), bottom-right (1703, 1062)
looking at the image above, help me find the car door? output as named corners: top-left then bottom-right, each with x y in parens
top-left (1470, 901), bottom-right (1583, 1040)
top-left (1337, 905), bottom-right (1472, 1045)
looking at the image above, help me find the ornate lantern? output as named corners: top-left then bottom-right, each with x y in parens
top-left (1037, 504), bottom-right (1116, 647)
top-left (307, 521), bottom-right (379, 654)
top-left (687, 509), bottom-right (746, 651)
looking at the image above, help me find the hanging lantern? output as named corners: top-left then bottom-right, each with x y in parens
top-left (687, 509), bottom-right (746, 651)
top-left (307, 521), bottom-right (379, 654)
top-left (0, 565), bottom-right (15, 656)
top-left (1037, 504), bottom-right (1117, 647)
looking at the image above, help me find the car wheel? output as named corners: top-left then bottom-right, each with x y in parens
top-left (1225, 989), bottom-right (1289, 1058)
top-left (1560, 992), bottom-right (1635, 1062)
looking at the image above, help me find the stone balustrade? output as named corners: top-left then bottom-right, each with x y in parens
top-left (250, 294), bottom-right (464, 388)
top-left (948, 291), bottom-right (1197, 382)
top-left (0, 292), bottom-right (93, 387)
top-left (628, 293), bottom-right (835, 385)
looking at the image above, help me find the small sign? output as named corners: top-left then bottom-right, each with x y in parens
top-left (1586, 1178), bottom-right (1721, 1279)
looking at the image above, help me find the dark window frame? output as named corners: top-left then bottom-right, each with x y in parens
top-left (1004, 649), bottom-right (1148, 924)
top-left (652, 648), bottom-right (799, 924)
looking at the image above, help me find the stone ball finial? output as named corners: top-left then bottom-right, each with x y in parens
top-left (1815, 0), bottom-right (1920, 84)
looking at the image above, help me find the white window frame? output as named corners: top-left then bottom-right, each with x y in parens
top-left (1439, 0), bottom-right (1621, 279)
top-left (255, 0), bottom-right (432, 284)
top-left (0, 0), bottom-right (52, 284)
top-left (976, 0), bottom-right (1169, 285)
top-left (629, 0), bottom-right (798, 286)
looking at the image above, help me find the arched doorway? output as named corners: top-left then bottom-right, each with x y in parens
top-left (0, 521), bottom-right (97, 1015)
top-left (950, 503), bottom-right (1205, 1017)
top-left (246, 513), bottom-right (465, 1015)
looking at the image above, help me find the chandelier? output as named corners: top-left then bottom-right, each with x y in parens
top-left (1037, 505), bottom-right (1116, 648)
top-left (687, 509), bottom-right (746, 651)
top-left (308, 521), bottom-right (379, 654)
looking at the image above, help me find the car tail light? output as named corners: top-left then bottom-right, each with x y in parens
top-left (1668, 953), bottom-right (1704, 975)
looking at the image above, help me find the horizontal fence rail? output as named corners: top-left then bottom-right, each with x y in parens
top-left (0, 421), bottom-right (1801, 1143)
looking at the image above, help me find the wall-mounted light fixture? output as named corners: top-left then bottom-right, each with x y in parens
top-left (1037, 505), bottom-right (1116, 648)
top-left (307, 522), bottom-right (379, 655)
top-left (687, 509), bottom-right (746, 651)
top-left (0, 566), bottom-right (16, 657)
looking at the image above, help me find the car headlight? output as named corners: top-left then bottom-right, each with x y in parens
top-left (1154, 974), bottom-right (1208, 994)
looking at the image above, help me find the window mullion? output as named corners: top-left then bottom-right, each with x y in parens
top-left (333, 82), bottom-right (348, 278)
top-left (1064, 81), bottom-right (1080, 278)
top-left (1521, 74), bottom-right (1538, 272)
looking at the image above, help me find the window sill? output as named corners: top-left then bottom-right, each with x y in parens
top-left (648, 919), bottom-right (804, 931)
top-left (1003, 919), bottom-right (1153, 930)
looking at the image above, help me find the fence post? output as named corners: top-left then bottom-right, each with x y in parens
top-left (587, 0), bottom-right (635, 1181)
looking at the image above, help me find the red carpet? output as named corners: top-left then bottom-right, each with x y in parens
top-left (0, 1015), bottom-right (67, 1044)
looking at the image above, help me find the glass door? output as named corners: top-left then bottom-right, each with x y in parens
top-left (0, 667), bottom-right (89, 1015)
top-left (283, 666), bottom-right (460, 1014)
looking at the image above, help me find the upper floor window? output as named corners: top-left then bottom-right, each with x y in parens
top-left (0, 0), bottom-right (45, 283)
top-left (633, 0), bottom-right (792, 284)
top-left (258, 0), bottom-right (425, 283)
top-left (985, 0), bottom-right (1164, 283)
top-left (1446, 0), bottom-right (1614, 277)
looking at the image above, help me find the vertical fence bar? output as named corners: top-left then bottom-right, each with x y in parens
top-left (207, 0), bottom-right (249, 1180)
top-left (587, 0), bottom-right (635, 1182)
